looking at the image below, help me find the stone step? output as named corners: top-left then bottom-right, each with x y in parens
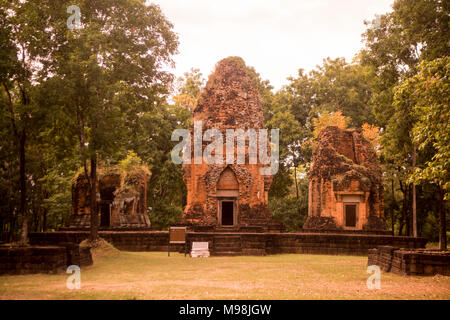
top-left (214, 238), bottom-right (241, 243)
top-left (214, 235), bottom-right (241, 239)
top-left (214, 243), bottom-right (241, 249)
top-left (214, 242), bottom-right (242, 248)
top-left (214, 228), bottom-right (240, 233)
top-left (214, 239), bottom-right (241, 244)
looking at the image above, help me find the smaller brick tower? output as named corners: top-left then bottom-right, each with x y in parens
top-left (304, 126), bottom-right (385, 231)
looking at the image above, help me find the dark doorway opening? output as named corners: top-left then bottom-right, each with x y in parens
top-left (345, 204), bottom-right (357, 227)
top-left (99, 186), bottom-right (115, 227)
top-left (99, 203), bottom-right (111, 227)
top-left (221, 201), bottom-right (234, 226)
top-left (100, 187), bottom-right (115, 201)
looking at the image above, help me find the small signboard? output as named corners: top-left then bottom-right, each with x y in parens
top-left (168, 226), bottom-right (187, 257)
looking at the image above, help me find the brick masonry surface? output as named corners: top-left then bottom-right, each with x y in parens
top-left (368, 246), bottom-right (450, 276)
top-left (29, 231), bottom-right (427, 257)
top-left (0, 243), bottom-right (92, 275)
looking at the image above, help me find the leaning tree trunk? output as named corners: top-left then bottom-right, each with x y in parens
top-left (89, 153), bottom-right (99, 241)
top-left (438, 186), bottom-right (447, 251)
top-left (19, 130), bottom-right (28, 246)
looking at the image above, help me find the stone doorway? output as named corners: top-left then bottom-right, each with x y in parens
top-left (344, 203), bottom-right (358, 228)
top-left (99, 202), bottom-right (111, 227)
top-left (220, 200), bottom-right (235, 226)
top-left (99, 185), bottom-right (115, 227)
top-left (216, 167), bottom-right (239, 227)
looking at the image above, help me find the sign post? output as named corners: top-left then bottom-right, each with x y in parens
top-left (168, 226), bottom-right (187, 257)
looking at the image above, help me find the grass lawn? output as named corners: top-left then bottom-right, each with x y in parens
top-left (0, 251), bottom-right (449, 300)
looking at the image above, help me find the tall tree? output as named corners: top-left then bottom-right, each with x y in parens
top-left (0, 1), bottom-right (54, 245)
top-left (404, 57), bottom-right (449, 249)
top-left (40, 0), bottom-right (178, 240)
top-left (361, 0), bottom-right (449, 236)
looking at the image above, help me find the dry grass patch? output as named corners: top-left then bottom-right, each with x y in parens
top-left (0, 252), bottom-right (449, 300)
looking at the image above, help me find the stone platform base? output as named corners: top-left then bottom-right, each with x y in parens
top-left (0, 243), bottom-right (92, 275)
top-left (368, 246), bottom-right (449, 276)
top-left (29, 231), bottom-right (427, 257)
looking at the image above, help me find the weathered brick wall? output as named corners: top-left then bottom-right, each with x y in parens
top-left (0, 243), bottom-right (93, 275)
top-left (368, 246), bottom-right (450, 276)
top-left (0, 246), bottom-right (67, 275)
top-left (29, 231), bottom-right (427, 257)
top-left (70, 169), bottom-right (150, 229)
top-left (59, 242), bottom-right (93, 267)
top-left (270, 234), bottom-right (426, 256)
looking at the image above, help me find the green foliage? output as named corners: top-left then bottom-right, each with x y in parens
top-left (407, 57), bottom-right (449, 199)
top-left (268, 167), bottom-right (292, 199)
top-left (118, 151), bottom-right (150, 179)
top-left (270, 170), bottom-right (309, 232)
top-left (360, 0), bottom-right (449, 240)
top-left (150, 200), bottom-right (183, 230)
top-left (361, 0), bottom-right (449, 127)
top-left (421, 212), bottom-right (439, 242)
top-left (39, 169), bottom-right (73, 231)
top-left (287, 58), bottom-right (375, 128)
top-left (270, 196), bottom-right (308, 232)
top-left (119, 151), bottom-right (143, 171)
top-left (174, 68), bottom-right (205, 99)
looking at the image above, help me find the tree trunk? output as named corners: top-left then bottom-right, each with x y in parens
top-left (32, 201), bottom-right (39, 232)
top-left (8, 192), bottom-right (15, 243)
top-left (19, 130), bottom-right (28, 246)
top-left (2, 83), bottom-right (27, 245)
top-left (399, 180), bottom-right (407, 236)
top-left (89, 153), bottom-right (99, 241)
top-left (294, 166), bottom-right (299, 199)
top-left (412, 144), bottom-right (417, 237)
top-left (391, 178), bottom-right (395, 234)
top-left (406, 186), bottom-right (412, 236)
top-left (438, 185), bottom-right (447, 251)
top-left (9, 213), bottom-right (16, 243)
top-left (43, 207), bottom-right (47, 232)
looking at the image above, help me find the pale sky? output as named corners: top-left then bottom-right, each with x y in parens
top-left (152, 0), bottom-right (394, 90)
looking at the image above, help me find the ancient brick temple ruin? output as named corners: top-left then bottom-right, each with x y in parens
top-left (31, 110), bottom-right (427, 257)
top-left (179, 57), bottom-right (283, 232)
top-left (304, 126), bottom-right (386, 231)
top-left (67, 168), bottom-right (151, 229)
